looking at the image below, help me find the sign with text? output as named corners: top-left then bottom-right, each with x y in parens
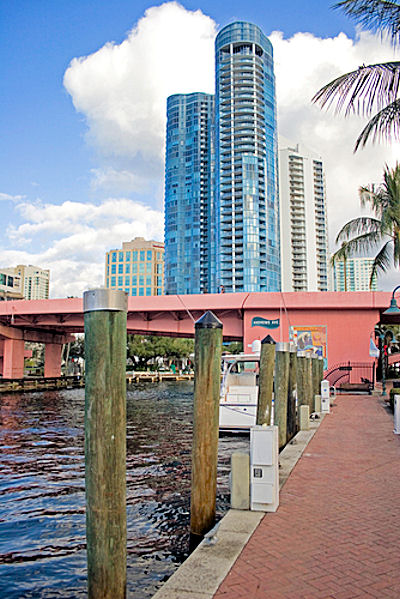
top-left (251, 317), bottom-right (280, 329)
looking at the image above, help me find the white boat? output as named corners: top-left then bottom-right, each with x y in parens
top-left (219, 352), bottom-right (260, 432)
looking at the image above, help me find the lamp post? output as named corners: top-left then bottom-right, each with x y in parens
top-left (381, 286), bottom-right (400, 397)
top-left (383, 285), bottom-right (400, 317)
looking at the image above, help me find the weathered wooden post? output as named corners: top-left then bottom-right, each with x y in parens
top-left (287, 343), bottom-right (297, 442)
top-left (306, 355), bottom-right (314, 414)
top-left (257, 335), bottom-right (276, 426)
top-left (190, 311), bottom-right (223, 549)
top-left (84, 288), bottom-right (127, 599)
top-left (297, 351), bottom-right (307, 412)
top-left (318, 356), bottom-right (325, 391)
top-left (312, 355), bottom-right (320, 407)
top-left (274, 342), bottom-right (290, 449)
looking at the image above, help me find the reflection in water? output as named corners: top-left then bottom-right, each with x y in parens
top-left (0, 382), bottom-right (248, 598)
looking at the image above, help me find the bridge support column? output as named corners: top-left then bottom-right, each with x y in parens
top-left (44, 343), bottom-right (62, 378)
top-left (3, 338), bottom-right (25, 378)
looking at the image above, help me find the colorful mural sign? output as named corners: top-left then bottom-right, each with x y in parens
top-left (290, 325), bottom-right (328, 369)
top-left (251, 317), bottom-right (280, 329)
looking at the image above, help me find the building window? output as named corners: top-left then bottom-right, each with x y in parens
top-left (111, 276), bottom-right (116, 287)
top-left (118, 264), bottom-right (123, 274)
top-left (147, 250), bottom-right (152, 261)
top-left (112, 252), bottom-right (117, 262)
top-left (107, 254), bottom-right (110, 264)
top-left (146, 262), bottom-right (152, 273)
top-left (146, 276), bottom-right (151, 286)
top-left (125, 276), bottom-right (130, 286)
top-left (125, 264), bottom-right (130, 274)
top-left (125, 288), bottom-right (129, 294)
top-left (139, 276), bottom-right (144, 286)
top-left (139, 263), bottom-right (145, 274)
top-left (125, 251), bottom-right (131, 261)
top-left (111, 264), bottom-right (116, 274)
top-left (119, 252), bottom-right (123, 262)
top-left (118, 276), bottom-right (123, 286)
top-left (132, 263), bottom-right (137, 274)
top-left (157, 276), bottom-right (162, 287)
top-left (139, 287), bottom-right (144, 296)
top-left (132, 276), bottom-right (137, 286)
top-left (132, 288), bottom-right (137, 296)
top-left (132, 251), bottom-right (138, 261)
top-left (140, 250), bottom-right (145, 261)
top-left (146, 287), bottom-right (151, 296)
top-left (157, 264), bottom-right (163, 274)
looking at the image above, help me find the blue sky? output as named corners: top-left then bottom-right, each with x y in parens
top-left (1, 1), bottom-right (398, 296)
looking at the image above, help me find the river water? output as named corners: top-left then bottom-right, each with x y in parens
top-left (0, 382), bottom-right (249, 598)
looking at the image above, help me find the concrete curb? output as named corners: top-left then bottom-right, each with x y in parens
top-left (152, 413), bottom-right (326, 599)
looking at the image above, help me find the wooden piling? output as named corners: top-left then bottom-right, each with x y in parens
top-left (84, 288), bottom-right (127, 599)
top-left (287, 343), bottom-right (297, 442)
top-left (297, 351), bottom-right (309, 418)
top-left (305, 356), bottom-right (314, 414)
top-left (257, 335), bottom-right (276, 426)
top-left (274, 342), bottom-right (290, 450)
top-left (312, 356), bottom-right (320, 409)
top-left (190, 311), bottom-right (223, 549)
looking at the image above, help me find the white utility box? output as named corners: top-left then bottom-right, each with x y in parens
top-left (321, 379), bottom-right (330, 413)
top-left (250, 425), bottom-right (279, 512)
top-left (394, 395), bottom-right (400, 435)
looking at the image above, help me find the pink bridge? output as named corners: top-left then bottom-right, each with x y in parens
top-left (0, 291), bottom-right (397, 378)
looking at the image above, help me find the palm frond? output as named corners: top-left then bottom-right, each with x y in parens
top-left (335, 216), bottom-right (382, 242)
top-left (393, 229), bottom-right (400, 265)
top-left (312, 62), bottom-right (400, 117)
top-left (354, 98), bottom-right (400, 149)
top-left (331, 232), bottom-right (383, 268)
top-left (334, 1), bottom-right (400, 46)
top-left (370, 239), bottom-right (393, 283)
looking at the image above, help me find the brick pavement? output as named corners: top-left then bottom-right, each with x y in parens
top-left (214, 395), bottom-right (400, 599)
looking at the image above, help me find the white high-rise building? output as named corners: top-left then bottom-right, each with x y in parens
top-left (333, 257), bottom-right (377, 291)
top-left (279, 138), bottom-right (329, 292)
top-left (2, 265), bottom-right (50, 299)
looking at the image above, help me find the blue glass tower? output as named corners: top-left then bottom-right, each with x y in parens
top-left (215, 22), bottom-right (280, 292)
top-left (164, 93), bottom-right (215, 294)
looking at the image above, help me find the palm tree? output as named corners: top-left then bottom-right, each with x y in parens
top-left (331, 162), bottom-right (400, 285)
top-left (313, 1), bottom-right (400, 151)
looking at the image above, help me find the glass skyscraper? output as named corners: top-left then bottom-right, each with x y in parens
top-left (164, 21), bottom-right (280, 294)
top-left (164, 93), bottom-right (215, 294)
top-left (215, 22), bottom-right (280, 292)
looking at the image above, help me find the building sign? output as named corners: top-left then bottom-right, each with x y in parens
top-left (290, 325), bottom-right (328, 369)
top-left (251, 317), bottom-right (280, 329)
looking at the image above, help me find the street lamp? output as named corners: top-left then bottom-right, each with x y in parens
top-left (383, 285), bottom-right (400, 316)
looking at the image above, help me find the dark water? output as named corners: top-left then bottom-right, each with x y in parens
top-left (0, 382), bottom-right (249, 599)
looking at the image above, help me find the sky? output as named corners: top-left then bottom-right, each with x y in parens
top-left (1, 0), bottom-right (399, 297)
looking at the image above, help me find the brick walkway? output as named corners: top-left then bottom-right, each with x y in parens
top-left (214, 395), bottom-right (400, 599)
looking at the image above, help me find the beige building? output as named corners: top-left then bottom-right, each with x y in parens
top-left (332, 257), bottom-right (377, 291)
top-left (1, 265), bottom-right (49, 300)
top-left (0, 270), bottom-right (23, 300)
top-left (105, 237), bottom-right (164, 297)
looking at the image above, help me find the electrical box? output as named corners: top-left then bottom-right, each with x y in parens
top-left (394, 395), bottom-right (400, 435)
top-left (321, 379), bottom-right (330, 413)
top-left (250, 426), bottom-right (279, 512)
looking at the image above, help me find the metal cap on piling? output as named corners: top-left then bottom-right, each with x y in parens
top-left (83, 288), bottom-right (128, 313)
top-left (195, 310), bottom-right (223, 329)
top-left (297, 350), bottom-right (307, 357)
top-left (289, 343), bottom-right (297, 353)
top-left (276, 341), bottom-right (290, 352)
top-left (262, 334), bottom-right (276, 345)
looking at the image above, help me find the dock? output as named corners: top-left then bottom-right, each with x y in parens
top-left (0, 375), bottom-right (84, 394)
top-left (127, 372), bottom-right (194, 383)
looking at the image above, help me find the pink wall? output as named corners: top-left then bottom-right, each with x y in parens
top-left (44, 344), bottom-right (62, 378)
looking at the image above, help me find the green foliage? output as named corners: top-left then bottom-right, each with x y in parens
top-left (331, 163), bottom-right (400, 284)
top-left (313, 0), bottom-right (400, 150)
top-left (222, 341), bottom-right (243, 354)
top-left (127, 335), bottom-right (194, 370)
top-left (69, 337), bottom-right (85, 359)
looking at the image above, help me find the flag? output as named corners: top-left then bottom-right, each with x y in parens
top-left (369, 336), bottom-right (380, 358)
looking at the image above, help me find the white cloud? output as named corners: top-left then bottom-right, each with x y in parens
top-left (2, 198), bottom-right (163, 298)
top-left (0, 192), bottom-right (25, 202)
top-left (64, 1), bottom-right (216, 199)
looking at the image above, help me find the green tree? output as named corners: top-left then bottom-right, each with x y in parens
top-left (313, 1), bottom-right (400, 151)
top-left (331, 162), bottom-right (400, 283)
top-left (127, 335), bottom-right (194, 370)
